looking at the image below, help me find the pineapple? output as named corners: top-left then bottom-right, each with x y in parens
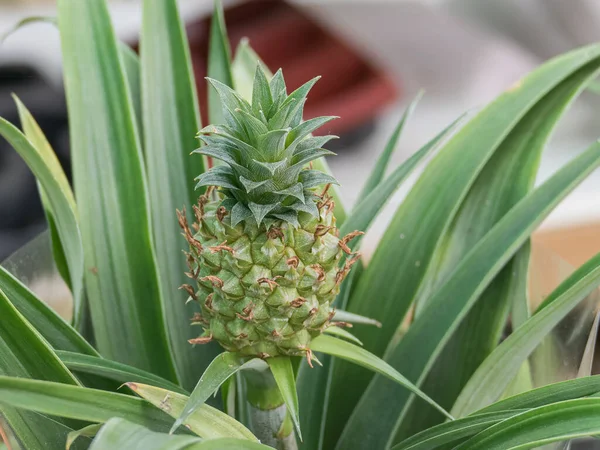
top-left (178, 67), bottom-right (361, 362)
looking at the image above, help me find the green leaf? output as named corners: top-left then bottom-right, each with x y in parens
top-left (172, 352), bottom-right (250, 432)
top-left (57, 0), bottom-right (177, 381)
top-left (0, 15), bottom-right (56, 43)
top-left (398, 50), bottom-right (600, 441)
top-left (0, 266), bottom-right (96, 355)
top-left (452, 251), bottom-right (600, 417)
top-left (324, 327), bottom-right (363, 346)
top-left (0, 376), bottom-right (173, 432)
top-left (391, 410), bottom-right (520, 450)
top-left (208, 0), bottom-right (234, 125)
top-left (327, 43), bottom-right (600, 447)
top-left (310, 335), bottom-right (452, 420)
top-left (394, 376), bottom-right (600, 450)
top-left (298, 116), bottom-right (461, 450)
top-left (67, 424), bottom-right (101, 450)
top-left (338, 138), bottom-right (600, 449)
top-left (126, 383), bottom-right (259, 441)
top-left (479, 375), bottom-right (600, 414)
top-left (455, 398), bottom-right (600, 450)
top-left (0, 288), bottom-right (80, 450)
top-left (266, 357), bottom-right (302, 440)
top-left (0, 109), bottom-right (85, 329)
top-left (331, 309), bottom-right (381, 327)
top-left (338, 114), bottom-right (464, 242)
top-left (57, 351), bottom-right (187, 395)
top-left (140, 0), bottom-right (216, 391)
top-left (357, 92), bottom-right (422, 201)
top-left (120, 44), bottom-right (143, 139)
top-left (189, 439), bottom-right (272, 450)
top-left (89, 419), bottom-right (202, 450)
top-left (14, 96), bottom-right (75, 287)
top-left (232, 38), bottom-right (269, 103)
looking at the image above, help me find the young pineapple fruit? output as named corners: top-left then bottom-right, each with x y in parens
top-left (178, 67), bottom-right (361, 364)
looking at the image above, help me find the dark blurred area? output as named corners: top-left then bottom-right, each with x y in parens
top-left (0, 65), bottom-right (69, 260)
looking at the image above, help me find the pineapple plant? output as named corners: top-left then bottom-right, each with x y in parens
top-left (1, 0), bottom-right (600, 449)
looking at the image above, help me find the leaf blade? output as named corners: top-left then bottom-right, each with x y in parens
top-left (267, 356), bottom-right (302, 440)
top-left (338, 138), bottom-right (600, 448)
top-left (127, 383), bottom-right (259, 441)
top-left (140, 0), bottom-right (216, 391)
top-left (310, 335), bottom-right (452, 420)
top-left (172, 352), bottom-right (248, 432)
top-left (57, 0), bottom-right (177, 380)
top-left (452, 251), bottom-right (600, 417)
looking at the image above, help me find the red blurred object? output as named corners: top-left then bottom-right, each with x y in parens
top-left (186, 0), bottom-right (399, 136)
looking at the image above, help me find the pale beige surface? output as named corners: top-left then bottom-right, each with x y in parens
top-left (534, 223), bottom-right (600, 268)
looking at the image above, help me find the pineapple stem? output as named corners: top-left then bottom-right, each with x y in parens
top-left (242, 362), bottom-right (298, 450)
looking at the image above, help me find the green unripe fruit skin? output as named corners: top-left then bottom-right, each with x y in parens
top-left (183, 195), bottom-right (351, 358)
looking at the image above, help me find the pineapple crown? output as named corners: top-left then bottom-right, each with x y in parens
top-left (194, 66), bottom-right (339, 228)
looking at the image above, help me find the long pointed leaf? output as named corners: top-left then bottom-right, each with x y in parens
top-left (57, 351), bottom-right (186, 395)
top-left (399, 53), bottom-right (600, 440)
top-left (455, 399), bottom-right (600, 450)
top-left (394, 375), bottom-right (600, 450)
top-left (0, 266), bottom-right (96, 355)
top-left (57, 0), bottom-right (177, 380)
top-left (310, 335), bottom-right (452, 421)
top-left (90, 419), bottom-right (202, 450)
top-left (0, 376), bottom-right (173, 431)
top-left (267, 356), bottom-right (302, 440)
top-left (392, 410), bottom-right (520, 450)
top-left (172, 352), bottom-right (250, 432)
top-left (126, 383), bottom-right (258, 441)
top-left (452, 251), bottom-right (600, 417)
top-left (140, 0), bottom-right (216, 391)
top-left (356, 92), bottom-right (422, 201)
top-left (208, 0), bottom-right (234, 125)
top-left (338, 139), bottom-right (600, 449)
top-left (478, 375), bottom-right (600, 414)
top-left (0, 288), bottom-right (81, 449)
top-left (327, 44), bottom-right (600, 447)
top-left (0, 115), bottom-right (85, 329)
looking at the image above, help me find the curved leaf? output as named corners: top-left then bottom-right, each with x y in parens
top-left (0, 288), bottom-right (80, 450)
top-left (90, 419), bottom-right (202, 450)
top-left (310, 335), bottom-right (452, 420)
top-left (338, 139), bottom-right (600, 449)
top-left (0, 376), bottom-right (173, 432)
top-left (0, 114), bottom-right (85, 329)
top-left (328, 45), bottom-right (600, 447)
top-left (456, 399), bottom-right (600, 449)
top-left (392, 410), bottom-right (520, 450)
top-left (57, 351), bottom-right (186, 395)
top-left (172, 352), bottom-right (251, 432)
top-left (127, 383), bottom-right (258, 441)
top-left (67, 424), bottom-right (101, 450)
top-left (398, 51), bottom-right (600, 441)
top-left (356, 92), bottom-right (422, 201)
top-left (0, 266), bottom-right (96, 355)
top-left (452, 251), bottom-right (600, 417)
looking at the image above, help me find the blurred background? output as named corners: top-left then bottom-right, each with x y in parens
top-left (1, 0), bottom-right (600, 268)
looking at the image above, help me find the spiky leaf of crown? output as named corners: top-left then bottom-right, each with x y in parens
top-left (194, 67), bottom-right (339, 228)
